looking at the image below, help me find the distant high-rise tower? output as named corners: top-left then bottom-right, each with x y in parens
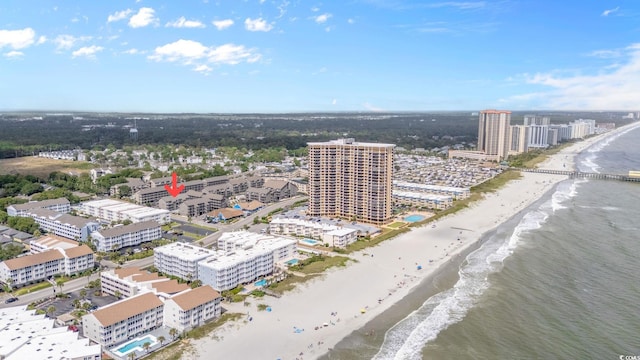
top-left (307, 138), bottom-right (395, 225)
top-left (523, 115), bottom-right (550, 126)
top-left (129, 120), bottom-right (138, 141)
top-left (478, 110), bottom-right (511, 160)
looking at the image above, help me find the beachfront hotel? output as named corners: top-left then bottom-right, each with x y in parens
top-left (268, 217), bottom-right (358, 248)
top-left (200, 232), bottom-right (296, 291)
top-left (307, 138), bottom-right (395, 225)
top-left (478, 110), bottom-right (512, 160)
top-left (392, 190), bottom-right (453, 210)
top-left (163, 285), bottom-right (222, 333)
top-left (392, 181), bottom-right (470, 200)
top-left (82, 292), bottom-right (164, 347)
top-left (154, 242), bottom-right (217, 281)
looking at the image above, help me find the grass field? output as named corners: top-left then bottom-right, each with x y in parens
top-left (0, 156), bottom-right (95, 178)
top-left (387, 222), bottom-right (406, 229)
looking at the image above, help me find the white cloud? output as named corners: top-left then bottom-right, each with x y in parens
top-left (347, 18), bottom-right (355, 24)
top-left (276, 1), bottom-right (290, 19)
top-left (36, 35), bottom-right (47, 45)
top-left (129, 7), bottom-right (157, 28)
top-left (53, 34), bottom-right (92, 50)
top-left (148, 39), bottom-right (261, 66)
top-left (314, 13), bottom-right (332, 24)
top-left (4, 50), bottom-right (24, 58)
top-left (194, 64), bottom-right (212, 74)
top-left (212, 19), bottom-right (234, 30)
top-left (245, 17), bottom-right (273, 32)
top-left (311, 6), bottom-right (320, 12)
top-left (602, 6), bottom-right (619, 16)
top-left (332, 99), bottom-right (337, 105)
top-left (588, 49), bottom-right (621, 59)
top-left (72, 45), bottom-right (104, 59)
top-left (123, 48), bottom-right (143, 55)
top-left (107, 9), bottom-right (133, 23)
top-left (166, 17), bottom-right (206, 28)
top-left (504, 43), bottom-right (640, 110)
top-left (0, 28), bottom-right (36, 49)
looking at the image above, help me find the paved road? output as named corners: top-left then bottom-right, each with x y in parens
top-left (0, 273), bottom-right (101, 309)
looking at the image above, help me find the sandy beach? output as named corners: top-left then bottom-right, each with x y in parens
top-left (186, 124), bottom-right (637, 360)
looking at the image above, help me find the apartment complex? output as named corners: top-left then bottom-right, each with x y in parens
top-left (154, 232), bottom-right (296, 291)
top-left (0, 243), bottom-right (94, 286)
top-left (90, 220), bottom-right (162, 252)
top-left (29, 234), bottom-right (79, 254)
top-left (477, 110), bottom-right (512, 160)
top-left (26, 208), bottom-right (99, 241)
top-left (100, 267), bottom-right (189, 299)
top-left (268, 217), bottom-right (358, 248)
top-left (154, 242), bottom-right (216, 280)
top-left (307, 138), bottom-right (395, 225)
top-left (82, 292), bottom-right (164, 347)
top-left (392, 181), bottom-right (470, 200)
top-left (392, 190), bottom-right (453, 210)
top-left (79, 199), bottom-right (170, 225)
top-left (6, 198), bottom-right (70, 217)
top-left (163, 285), bottom-right (221, 333)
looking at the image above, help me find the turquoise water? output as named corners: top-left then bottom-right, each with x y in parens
top-left (115, 335), bottom-right (157, 354)
top-left (404, 214), bottom-right (425, 222)
top-left (302, 238), bottom-right (318, 245)
top-left (255, 279), bottom-right (268, 287)
top-left (286, 259), bottom-right (299, 265)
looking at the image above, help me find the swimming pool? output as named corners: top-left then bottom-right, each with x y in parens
top-left (404, 214), bottom-right (425, 222)
top-left (301, 238), bottom-right (318, 245)
top-left (286, 259), bottom-right (299, 266)
top-left (255, 279), bottom-right (268, 287)
top-left (113, 335), bottom-right (158, 356)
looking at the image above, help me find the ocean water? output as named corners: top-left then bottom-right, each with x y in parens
top-left (325, 124), bottom-right (640, 360)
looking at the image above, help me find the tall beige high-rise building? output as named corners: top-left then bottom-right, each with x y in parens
top-left (307, 138), bottom-right (395, 225)
top-left (478, 110), bottom-right (511, 160)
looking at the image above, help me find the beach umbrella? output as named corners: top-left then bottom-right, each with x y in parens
top-left (360, 308), bottom-right (367, 313)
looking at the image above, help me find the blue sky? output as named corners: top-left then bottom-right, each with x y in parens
top-left (1, 1), bottom-right (640, 113)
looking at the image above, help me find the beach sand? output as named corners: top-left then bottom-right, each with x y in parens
top-left (186, 125), bottom-right (635, 360)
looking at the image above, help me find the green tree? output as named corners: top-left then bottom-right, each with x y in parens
top-left (158, 336), bottom-right (166, 346)
top-left (169, 328), bottom-right (178, 339)
top-left (143, 341), bottom-right (151, 353)
top-left (79, 289), bottom-right (87, 300)
top-left (56, 279), bottom-right (64, 295)
top-left (46, 305), bottom-right (56, 317)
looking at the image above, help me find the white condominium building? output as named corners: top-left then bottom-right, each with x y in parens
top-left (82, 292), bottom-right (164, 347)
top-left (6, 198), bottom-right (71, 217)
top-left (392, 190), bottom-right (453, 210)
top-left (0, 244), bottom-right (94, 287)
top-left (29, 234), bottom-right (79, 254)
top-left (392, 181), bottom-right (470, 200)
top-left (100, 267), bottom-right (189, 299)
top-left (26, 208), bottom-right (99, 241)
top-left (154, 242), bottom-right (216, 281)
top-left (200, 231), bottom-right (296, 291)
top-left (79, 199), bottom-right (171, 225)
top-left (163, 285), bottom-right (221, 333)
top-left (90, 220), bottom-right (162, 252)
top-left (0, 306), bottom-right (101, 360)
top-left (268, 217), bottom-right (358, 248)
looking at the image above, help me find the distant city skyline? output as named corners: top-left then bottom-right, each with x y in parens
top-left (2, 1), bottom-right (640, 113)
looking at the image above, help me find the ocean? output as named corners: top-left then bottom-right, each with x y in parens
top-left (323, 124), bottom-right (640, 360)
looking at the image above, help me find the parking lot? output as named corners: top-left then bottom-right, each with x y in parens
top-left (36, 286), bottom-right (118, 320)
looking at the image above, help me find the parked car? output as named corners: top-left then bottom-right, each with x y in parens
top-left (68, 325), bottom-right (79, 332)
top-left (4, 297), bottom-right (18, 304)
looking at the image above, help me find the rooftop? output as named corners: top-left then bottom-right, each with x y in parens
top-left (94, 220), bottom-right (160, 238)
top-left (170, 285), bottom-right (221, 311)
top-left (89, 292), bottom-right (163, 327)
top-left (3, 250), bottom-right (65, 270)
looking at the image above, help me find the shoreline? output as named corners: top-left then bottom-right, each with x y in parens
top-left (187, 123), bottom-right (639, 360)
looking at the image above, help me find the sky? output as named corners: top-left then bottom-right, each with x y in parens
top-left (1, 1), bottom-right (640, 113)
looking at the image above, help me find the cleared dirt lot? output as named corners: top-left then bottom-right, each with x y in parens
top-left (0, 156), bottom-right (94, 178)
